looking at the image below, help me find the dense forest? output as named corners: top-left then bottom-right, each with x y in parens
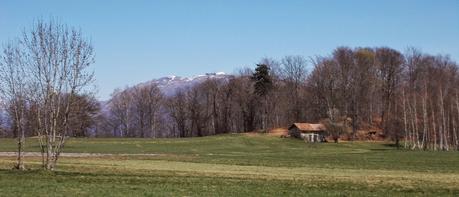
top-left (1, 24), bottom-right (458, 151)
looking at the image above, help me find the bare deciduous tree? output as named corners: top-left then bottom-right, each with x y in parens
top-left (109, 88), bottom-right (133, 137)
top-left (167, 89), bottom-right (189, 137)
top-left (281, 55), bottom-right (308, 122)
top-left (22, 19), bottom-right (95, 170)
top-left (132, 84), bottom-right (163, 138)
top-left (0, 41), bottom-right (28, 170)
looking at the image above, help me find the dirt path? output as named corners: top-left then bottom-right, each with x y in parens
top-left (0, 152), bottom-right (159, 157)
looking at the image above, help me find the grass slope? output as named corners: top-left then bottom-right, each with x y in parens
top-left (0, 134), bottom-right (458, 196)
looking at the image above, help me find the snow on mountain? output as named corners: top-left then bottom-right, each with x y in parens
top-left (138, 72), bottom-right (233, 96)
top-left (101, 72), bottom-right (233, 111)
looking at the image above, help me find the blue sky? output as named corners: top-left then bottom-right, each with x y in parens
top-left (1, 0), bottom-right (458, 100)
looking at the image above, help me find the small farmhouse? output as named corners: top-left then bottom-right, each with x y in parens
top-left (288, 123), bottom-right (326, 142)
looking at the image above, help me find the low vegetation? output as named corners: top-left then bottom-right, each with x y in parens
top-left (0, 134), bottom-right (458, 196)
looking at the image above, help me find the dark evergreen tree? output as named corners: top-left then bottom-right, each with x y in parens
top-left (251, 64), bottom-right (273, 96)
top-left (251, 64), bottom-right (273, 131)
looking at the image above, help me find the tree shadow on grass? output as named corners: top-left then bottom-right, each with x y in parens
top-left (368, 143), bottom-right (402, 151)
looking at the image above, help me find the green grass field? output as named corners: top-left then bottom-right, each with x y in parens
top-left (0, 134), bottom-right (458, 196)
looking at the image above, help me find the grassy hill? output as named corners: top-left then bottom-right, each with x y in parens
top-left (0, 134), bottom-right (458, 196)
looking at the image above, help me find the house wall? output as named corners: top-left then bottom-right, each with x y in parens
top-left (301, 133), bottom-right (324, 142)
top-left (289, 126), bottom-right (326, 142)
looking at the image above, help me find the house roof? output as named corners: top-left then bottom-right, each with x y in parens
top-left (289, 123), bottom-right (326, 132)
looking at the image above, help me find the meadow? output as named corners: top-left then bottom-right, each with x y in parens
top-left (0, 134), bottom-right (458, 196)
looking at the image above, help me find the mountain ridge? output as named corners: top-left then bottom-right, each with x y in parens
top-left (137, 72), bottom-right (233, 96)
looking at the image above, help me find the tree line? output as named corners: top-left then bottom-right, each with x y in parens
top-left (2, 46), bottom-right (459, 151)
top-left (2, 22), bottom-right (459, 172)
top-left (92, 47), bottom-right (457, 150)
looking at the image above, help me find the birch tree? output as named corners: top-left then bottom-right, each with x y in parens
top-left (0, 41), bottom-right (28, 170)
top-left (22, 19), bottom-right (95, 170)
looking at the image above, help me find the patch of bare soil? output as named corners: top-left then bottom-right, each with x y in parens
top-left (268, 128), bottom-right (289, 137)
top-left (243, 128), bottom-right (289, 137)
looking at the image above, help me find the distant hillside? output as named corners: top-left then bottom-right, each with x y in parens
top-left (99, 72), bottom-right (233, 115)
top-left (136, 72), bottom-right (233, 96)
